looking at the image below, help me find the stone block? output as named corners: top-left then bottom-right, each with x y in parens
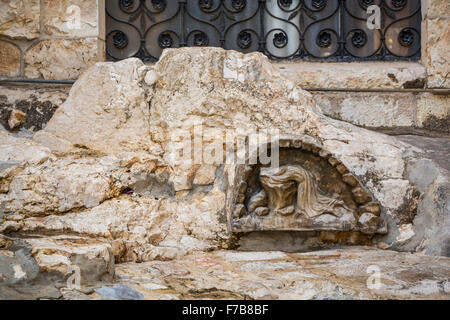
top-left (0, 40), bottom-right (20, 77)
top-left (24, 38), bottom-right (100, 80)
top-left (314, 92), bottom-right (418, 129)
top-left (427, 0), bottom-right (450, 19)
top-left (426, 18), bottom-right (450, 88)
top-left (417, 93), bottom-right (450, 133)
top-left (42, 0), bottom-right (99, 37)
top-left (0, 0), bottom-right (40, 39)
top-left (278, 62), bottom-right (426, 89)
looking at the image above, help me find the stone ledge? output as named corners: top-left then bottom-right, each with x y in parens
top-left (277, 61), bottom-right (427, 90)
top-left (314, 91), bottom-right (450, 135)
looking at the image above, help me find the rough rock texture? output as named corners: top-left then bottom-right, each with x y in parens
top-left (80, 248), bottom-right (450, 300)
top-left (0, 48), bottom-right (449, 300)
top-left (0, 0), bottom-right (40, 40)
top-left (8, 109), bottom-right (27, 130)
top-left (0, 40), bottom-right (21, 77)
top-left (426, 18), bottom-right (450, 88)
top-left (24, 38), bottom-right (99, 80)
top-left (392, 136), bottom-right (450, 257)
top-left (42, 0), bottom-right (99, 37)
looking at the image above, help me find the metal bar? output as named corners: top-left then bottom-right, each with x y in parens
top-left (1, 78), bottom-right (448, 95)
top-left (0, 78), bottom-right (75, 85)
top-left (305, 88), bottom-right (450, 94)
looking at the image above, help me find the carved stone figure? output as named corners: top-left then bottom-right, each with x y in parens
top-left (251, 165), bottom-right (345, 218)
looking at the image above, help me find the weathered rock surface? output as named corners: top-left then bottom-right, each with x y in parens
top-left (106, 248), bottom-right (450, 300)
top-left (278, 61), bottom-right (426, 90)
top-left (0, 47), bottom-right (449, 299)
top-left (34, 58), bottom-right (151, 153)
top-left (0, 40), bottom-right (21, 77)
top-left (42, 0), bottom-right (99, 38)
top-left (426, 18), bottom-right (450, 88)
top-left (24, 38), bottom-right (100, 80)
top-left (0, 0), bottom-right (40, 40)
top-left (0, 233), bottom-right (113, 299)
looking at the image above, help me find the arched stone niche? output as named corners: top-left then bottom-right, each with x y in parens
top-left (228, 136), bottom-right (387, 235)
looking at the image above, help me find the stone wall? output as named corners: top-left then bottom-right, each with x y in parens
top-left (423, 0), bottom-right (450, 89)
top-left (0, 0), bottom-right (104, 80)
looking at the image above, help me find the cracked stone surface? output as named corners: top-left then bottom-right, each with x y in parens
top-left (59, 248), bottom-right (450, 300)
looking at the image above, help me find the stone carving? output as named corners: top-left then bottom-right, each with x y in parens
top-left (230, 137), bottom-right (385, 235)
top-left (256, 165), bottom-right (345, 218)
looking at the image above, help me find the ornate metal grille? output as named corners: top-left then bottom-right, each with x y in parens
top-left (106, 0), bottom-right (421, 62)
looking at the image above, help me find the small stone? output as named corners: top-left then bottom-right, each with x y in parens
top-left (254, 207), bottom-right (269, 216)
top-left (319, 149), bottom-right (330, 158)
top-left (336, 164), bottom-right (349, 175)
top-left (342, 173), bottom-right (359, 187)
top-left (312, 146), bottom-right (321, 154)
top-left (8, 109), bottom-right (27, 130)
top-left (358, 212), bottom-right (379, 234)
top-left (352, 186), bottom-right (372, 204)
top-left (193, 165), bottom-right (216, 185)
top-left (145, 70), bottom-right (160, 86)
top-left (396, 224), bottom-right (415, 243)
top-left (360, 202), bottom-right (381, 216)
top-left (328, 157), bottom-right (340, 167)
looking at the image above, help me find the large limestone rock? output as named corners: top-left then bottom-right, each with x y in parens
top-left (0, 47), bottom-right (449, 277)
top-left (33, 58), bottom-right (151, 153)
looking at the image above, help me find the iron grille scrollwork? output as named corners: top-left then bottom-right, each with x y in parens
top-left (106, 0), bottom-right (421, 62)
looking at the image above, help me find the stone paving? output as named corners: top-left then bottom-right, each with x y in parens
top-left (64, 247), bottom-right (450, 300)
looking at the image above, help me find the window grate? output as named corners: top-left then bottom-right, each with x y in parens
top-left (106, 0), bottom-right (421, 62)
